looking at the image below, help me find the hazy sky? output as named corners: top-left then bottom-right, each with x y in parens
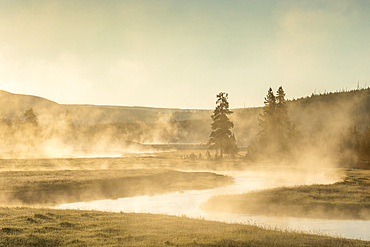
top-left (0, 0), bottom-right (369, 109)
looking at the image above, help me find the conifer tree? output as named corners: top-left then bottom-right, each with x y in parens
top-left (250, 86), bottom-right (294, 159)
top-left (225, 133), bottom-right (238, 156)
top-left (22, 108), bottom-right (39, 151)
top-left (24, 108), bottom-right (38, 127)
top-left (258, 87), bottom-right (277, 142)
top-left (208, 92), bottom-right (237, 158)
top-left (276, 86), bottom-right (292, 148)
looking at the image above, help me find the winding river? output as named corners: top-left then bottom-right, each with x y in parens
top-left (54, 170), bottom-right (370, 241)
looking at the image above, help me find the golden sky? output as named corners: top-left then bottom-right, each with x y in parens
top-left (0, 0), bottom-right (369, 108)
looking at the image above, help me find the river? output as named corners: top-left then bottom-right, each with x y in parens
top-left (54, 170), bottom-right (370, 241)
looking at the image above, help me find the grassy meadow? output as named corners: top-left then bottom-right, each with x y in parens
top-left (201, 169), bottom-right (370, 220)
top-left (0, 207), bottom-right (368, 247)
top-left (0, 154), bottom-right (234, 206)
top-left (0, 152), bottom-right (369, 246)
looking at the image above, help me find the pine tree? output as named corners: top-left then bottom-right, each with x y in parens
top-left (224, 133), bottom-right (238, 157)
top-left (258, 87), bottom-right (277, 143)
top-left (208, 92), bottom-right (237, 158)
top-left (24, 108), bottom-right (38, 127)
top-left (276, 86), bottom-right (292, 149)
top-left (249, 86), bottom-right (294, 160)
top-left (23, 108), bottom-right (39, 152)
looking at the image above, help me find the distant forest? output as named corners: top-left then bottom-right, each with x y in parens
top-left (0, 87), bottom-right (369, 163)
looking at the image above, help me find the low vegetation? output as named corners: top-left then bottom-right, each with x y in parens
top-left (0, 167), bottom-right (233, 206)
top-left (201, 169), bottom-right (370, 220)
top-left (0, 156), bottom-right (369, 245)
top-left (0, 152), bottom-right (252, 173)
top-left (0, 207), bottom-right (368, 246)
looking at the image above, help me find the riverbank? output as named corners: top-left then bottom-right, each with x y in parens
top-left (0, 207), bottom-right (368, 246)
top-left (200, 169), bottom-right (370, 220)
top-left (0, 169), bottom-right (233, 206)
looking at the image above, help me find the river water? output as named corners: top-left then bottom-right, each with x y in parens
top-left (54, 170), bottom-right (370, 241)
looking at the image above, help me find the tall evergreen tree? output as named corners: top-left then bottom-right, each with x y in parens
top-left (258, 87), bottom-right (277, 142)
top-left (250, 86), bottom-right (294, 159)
top-left (276, 86), bottom-right (292, 148)
top-left (208, 92), bottom-right (238, 158)
top-left (224, 133), bottom-right (238, 156)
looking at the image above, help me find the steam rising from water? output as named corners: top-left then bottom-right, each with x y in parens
top-left (0, 88), bottom-right (369, 168)
top-left (1, 89), bottom-right (369, 240)
top-left (54, 170), bottom-right (370, 240)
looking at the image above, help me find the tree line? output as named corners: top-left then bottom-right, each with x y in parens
top-left (1, 87), bottom-right (369, 164)
top-left (208, 86), bottom-right (369, 167)
top-left (207, 86), bottom-right (295, 160)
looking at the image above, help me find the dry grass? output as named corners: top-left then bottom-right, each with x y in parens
top-left (0, 207), bottom-right (368, 246)
top-left (1, 155), bottom-right (368, 245)
top-left (0, 167), bottom-right (233, 206)
top-left (0, 150), bottom-right (254, 172)
top-left (201, 169), bottom-right (370, 220)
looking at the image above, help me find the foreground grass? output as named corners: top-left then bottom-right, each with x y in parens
top-left (0, 207), bottom-right (368, 246)
top-left (0, 169), bottom-right (233, 206)
top-left (201, 169), bottom-right (370, 220)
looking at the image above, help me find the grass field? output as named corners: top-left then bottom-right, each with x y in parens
top-left (1, 154), bottom-right (369, 246)
top-left (0, 207), bottom-right (368, 246)
top-left (0, 168), bottom-right (233, 206)
top-left (0, 150), bottom-right (251, 172)
top-left (0, 152), bottom-right (238, 206)
top-left (201, 169), bottom-right (370, 220)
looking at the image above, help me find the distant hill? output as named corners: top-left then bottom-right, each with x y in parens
top-left (1, 88), bottom-right (369, 147)
top-left (0, 88), bottom-right (369, 159)
top-left (0, 90), bottom-right (215, 125)
top-left (229, 88), bottom-right (370, 146)
top-left (288, 88), bottom-right (370, 135)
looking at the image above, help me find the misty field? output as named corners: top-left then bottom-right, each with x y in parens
top-left (201, 169), bottom-right (370, 220)
top-left (2, 0), bottom-right (370, 244)
top-left (0, 151), bottom-right (247, 171)
top-left (0, 155), bottom-right (234, 206)
top-left (1, 153), bottom-right (370, 246)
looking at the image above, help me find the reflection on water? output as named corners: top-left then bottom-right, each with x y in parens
top-left (54, 171), bottom-right (370, 241)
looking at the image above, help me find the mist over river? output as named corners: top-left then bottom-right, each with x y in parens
top-left (54, 170), bottom-right (370, 241)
